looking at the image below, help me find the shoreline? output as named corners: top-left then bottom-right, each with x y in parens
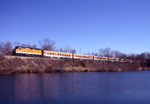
top-left (0, 55), bottom-right (149, 75)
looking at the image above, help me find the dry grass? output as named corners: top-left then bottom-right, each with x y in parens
top-left (0, 56), bottom-right (148, 74)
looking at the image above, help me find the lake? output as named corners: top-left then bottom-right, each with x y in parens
top-left (0, 71), bottom-right (150, 104)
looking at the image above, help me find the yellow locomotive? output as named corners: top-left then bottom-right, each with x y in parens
top-left (12, 46), bottom-right (42, 56)
top-left (12, 46), bottom-right (127, 62)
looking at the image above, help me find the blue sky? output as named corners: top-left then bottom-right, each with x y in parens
top-left (0, 0), bottom-right (150, 54)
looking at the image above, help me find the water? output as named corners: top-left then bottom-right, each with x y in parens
top-left (0, 71), bottom-right (150, 104)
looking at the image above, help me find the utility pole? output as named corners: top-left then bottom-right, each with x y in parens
top-left (72, 50), bottom-right (75, 62)
top-left (80, 48), bottom-right (81, 54)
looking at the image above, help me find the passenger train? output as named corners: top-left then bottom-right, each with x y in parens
top-left (12, 46), bottom-right (131, 63)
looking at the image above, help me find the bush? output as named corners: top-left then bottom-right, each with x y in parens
top-left (82, 60), bottom-right (88, 67)
top-left (0, 55), bottom-right (5, 61)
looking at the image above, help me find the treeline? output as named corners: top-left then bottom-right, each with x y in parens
top-left (85, 48), bottom-right (150, 61)
top-left (0, 38), bottom-right (76, 55)
top-left (0, 41), bottom-right (12, 55)
top-left (0, 38), bottom-right (150, 61)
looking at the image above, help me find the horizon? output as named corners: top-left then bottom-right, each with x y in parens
top-left (0, 0), bottom-right (150, 54)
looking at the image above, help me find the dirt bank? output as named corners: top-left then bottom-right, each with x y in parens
top-left (0, 56), bottom-right (149, 74)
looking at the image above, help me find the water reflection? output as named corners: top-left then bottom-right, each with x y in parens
top-left (13, 74), bottom-right (43, 104)
top-left (0, 71), bottom-right (150, 104)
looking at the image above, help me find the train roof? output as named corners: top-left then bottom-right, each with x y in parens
top-left (15, 46), bottom-right (41, 50)
top-left (44, 50), bottom-right (73, 54)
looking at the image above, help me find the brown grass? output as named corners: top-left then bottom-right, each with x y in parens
top-left (0, 56), bottom-right (148, 74)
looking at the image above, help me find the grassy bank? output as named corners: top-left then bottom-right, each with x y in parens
top-left (0, 56), bottom-right (149, 74)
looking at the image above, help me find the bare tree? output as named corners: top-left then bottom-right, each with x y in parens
top-left (39, 38), bottom-right (56, 51)
top-left (0, 42), bottom-right (13, 55)
top-left (98, 48), bottom-right (113, 57)
top-left (98, 48), bottom-right (130, 59)
top-left (119, 53), bottom-right (127, 59)
top-left (13, 41), bottom-right (37, 48)
top-left (62, 45), bottom-right (72, 52)
top-left (98, 48), bottom-right (104, 57)
top-left (109, 50), bottom-right (114, 58)
top-left (71, 49), bottom-right (76, 54)
top-left (13, 41), bottom-right (22, 47)
top-left (127, 53), bottom-right (136, 59)
top-left (145, 52), bottom-right (150, 59)
top-left (84, 52), bottom-right (91, 55)
top-left (113, 50), bottom-right (122, 58)
top-left (58, 47), bottom-right (63, 52)
top-left (104, 48), bottom-right (111, 57)
top-left (4, 42), bottom-right (13, 55)
top-left (58, 45), bottom-right (76, 53)
top-left (23, 44), bottom-right (37, 48)
top-left (84, 52), bottom-right (98, 56)
top-left (0, 42), bottom-right (4, 55)
top-left (92, 52), bottom-right (98, 56)
top-left (136, 53), bottom-right (146, 61)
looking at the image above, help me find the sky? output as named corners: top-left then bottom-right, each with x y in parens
top-left (0, 0), bottom-right (150, 54)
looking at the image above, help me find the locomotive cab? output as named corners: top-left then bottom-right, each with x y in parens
top-left (12, 46), bottom-right (20, 55)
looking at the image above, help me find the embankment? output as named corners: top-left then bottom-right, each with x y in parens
top-left (0, 55), bottom-right (149, 74)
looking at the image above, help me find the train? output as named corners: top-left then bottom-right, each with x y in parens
top-left (12, 46), bottom-right (131, 63)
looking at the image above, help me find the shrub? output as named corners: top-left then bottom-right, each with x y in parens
top-left (82, 60), bottom-right (88, 67)
top-left (0, 55), bottom-right (5, 61)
